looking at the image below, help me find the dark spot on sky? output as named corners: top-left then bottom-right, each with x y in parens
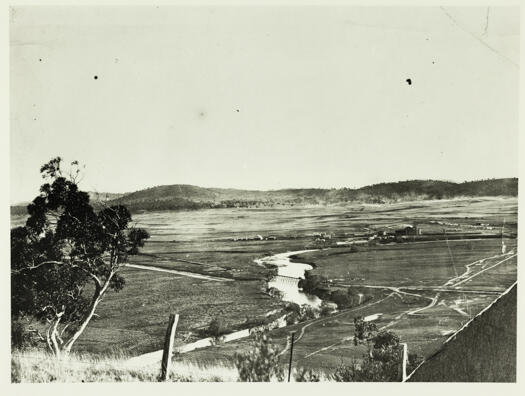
top-left (94, 75), bottom-right (98, 80)
top-left (432, 61), bottom-right (435, 64)
top-left (38, 58), bottom-right (42, 62)
top-left (426, 38), bottom-right (429, 41)
top-left (236, 109), bottom-right (240, 113)
top-left (199, 112), bottom-right (205, 117)
top-left (406, 78), bottom-right (412, 85)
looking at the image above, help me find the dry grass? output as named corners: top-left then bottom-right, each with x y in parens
top-left (11, 349), bottom-right (239, 383)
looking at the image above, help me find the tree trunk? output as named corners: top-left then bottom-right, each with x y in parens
top-left (62, 273), bottom-right (114, 354)
top-left (45, 324), bottom-right (54, 355)
top-left (48, 315), bottom-right (63, 358)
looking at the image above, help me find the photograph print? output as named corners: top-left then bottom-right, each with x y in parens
top-left (9, 4), bottom-right (518, 383)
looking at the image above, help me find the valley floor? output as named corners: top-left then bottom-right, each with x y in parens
top-left (12, 197), bottom-right (517, 379)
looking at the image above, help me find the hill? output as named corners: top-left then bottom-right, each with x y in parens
top-left (10, 178), bottom-right (517, 214)
top-left (106, 178), bottom-right (517, 212)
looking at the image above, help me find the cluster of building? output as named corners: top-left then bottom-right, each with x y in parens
top-left (373, 224), bottom-right (422, 240)
top-left (231, 234), bottom-right (278, 242)
top-left (335, 224), bottom-right (423, 246)
top-left (429, 220), bottom-right (495, 230)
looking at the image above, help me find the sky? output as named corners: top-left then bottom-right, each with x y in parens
top-left (9, 6), bottom-right (519, 203)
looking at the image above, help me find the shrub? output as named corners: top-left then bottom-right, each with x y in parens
top-left (332, 361), bottom-right (361, 381)
top-left (333, 325), bottom-right (404, 382)
top-left (207, 318), bottom-right (228, 338)
top-left (299, 304), bottom-right (320, 321)
top-left (285, 303), bottom-right (320, 324)
top-left (373, 330), bottom-right (400, 351)
top-left (234, 330), bottom-right (284, 382)
top-left (353, 316), bottom-right (378, 348)
top-left (330, 290), bottom-right (353, 308)
top-left (11, 320), bottom-right (39, 351)
top-left (267, 287), bottom-right (284, 300)
top-left (298, 272), bottom-right (328, 295)
top-left (319, 302), bottom-right (337, 317)
top-left (295, 368), bottom-right (321, 382)
top-left (332, 352), bottom-right (402, 382)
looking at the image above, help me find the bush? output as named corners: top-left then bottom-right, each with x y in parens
top-left (319, 302), bottom-right (337, 317)
top-left (234, 330), bottom-right (284, 382)
top-left (373, 330), bottom-right (400, 351)
top-left (295, 368), bottom-right (321, 382)
top-left (330, 290), bottom-right (353, 308)
top-left (11, 320), bottom-right (39, 351)
top-left (298, 272), bottom-right (328, 295)
top-left (285, 302), bottom-right (301, 325)
top-left (299, 304), bottom-right (320, 321)
top-left (285, 302), bottom-right (301, 315)
top-left (285, 303), bottom-right (320, 324)
top-left (267, 287), bottom-right (284, 300)
top-left (332, 361), bottom-right (361, 381)
top-left (207, 318), bottom-right (228, 338)
top-left (334, 325), bottom-right (404, 382)
top-left (332, 351), bottom-right (402, 382)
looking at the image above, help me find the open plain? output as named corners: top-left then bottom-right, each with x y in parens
top-left (11, 196), bottom-right (518, 374)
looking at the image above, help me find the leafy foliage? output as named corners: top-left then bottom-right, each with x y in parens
top-left (11, 157), bottom-right (150, 355)
top-left (298, 272), bottom-right (329, 295)
top-left (295, 368), bottom-right (321, 382)
top-left (285, 303), bottom-right (320, 325)
top-left (206, 317), bottom-right (228, 339)
top-left (334, 321), bottom-right (405, 382)
top-left (234, 330), bottom-right (284, 382)
top-left (353, 316), bottom-right (378, 348)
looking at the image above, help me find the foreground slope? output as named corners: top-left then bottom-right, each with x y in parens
top-left (407, 283), bottom-right (516, 382)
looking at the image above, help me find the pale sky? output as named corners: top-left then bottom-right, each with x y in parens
top-left (10, 6), bottom-right (519, 203)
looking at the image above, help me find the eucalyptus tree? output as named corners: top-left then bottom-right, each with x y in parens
top-left (11, 157), bottom-right (150, 356)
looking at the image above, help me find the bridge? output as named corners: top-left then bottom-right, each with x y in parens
top-left (272, 275), bottom-right (301, 286)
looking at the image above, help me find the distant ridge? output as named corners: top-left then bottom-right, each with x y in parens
top-left (10, 178), bottom-right (517, 215)
top-left (106, 178), bottom-right (517, 213)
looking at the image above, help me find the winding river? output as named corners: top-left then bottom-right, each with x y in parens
top-left (256, 250), bottom-right (322, 308)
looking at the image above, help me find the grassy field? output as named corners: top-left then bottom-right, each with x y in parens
top-left (11, 349), bottom-right (239, 382)
top-left (11, 197), bottom-right (518, 376)
top-left (294, 238), bottom-right (516, 287)
top-left (76, 266), bottom-right (286, 355)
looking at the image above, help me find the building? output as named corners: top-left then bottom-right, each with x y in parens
top-left (394, 224), bottom-right (420, 236)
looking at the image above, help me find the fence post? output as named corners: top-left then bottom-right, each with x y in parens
top-left (160, 313), bottom-right (179, 381)
top-left (401, 342), bottom-right (408, 382)
top-left (287, 332), bottom-right (295, 382)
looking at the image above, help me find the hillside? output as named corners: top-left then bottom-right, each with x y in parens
top-left (106, 178), bottom-right (517, 212)
top-left (407, 283), bottom-right (516, 382)
top-left (10, 178), bottom-right (517, 214)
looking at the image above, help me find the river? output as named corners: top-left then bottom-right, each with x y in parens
top-left (255, 250), bottom-right (323, 308)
